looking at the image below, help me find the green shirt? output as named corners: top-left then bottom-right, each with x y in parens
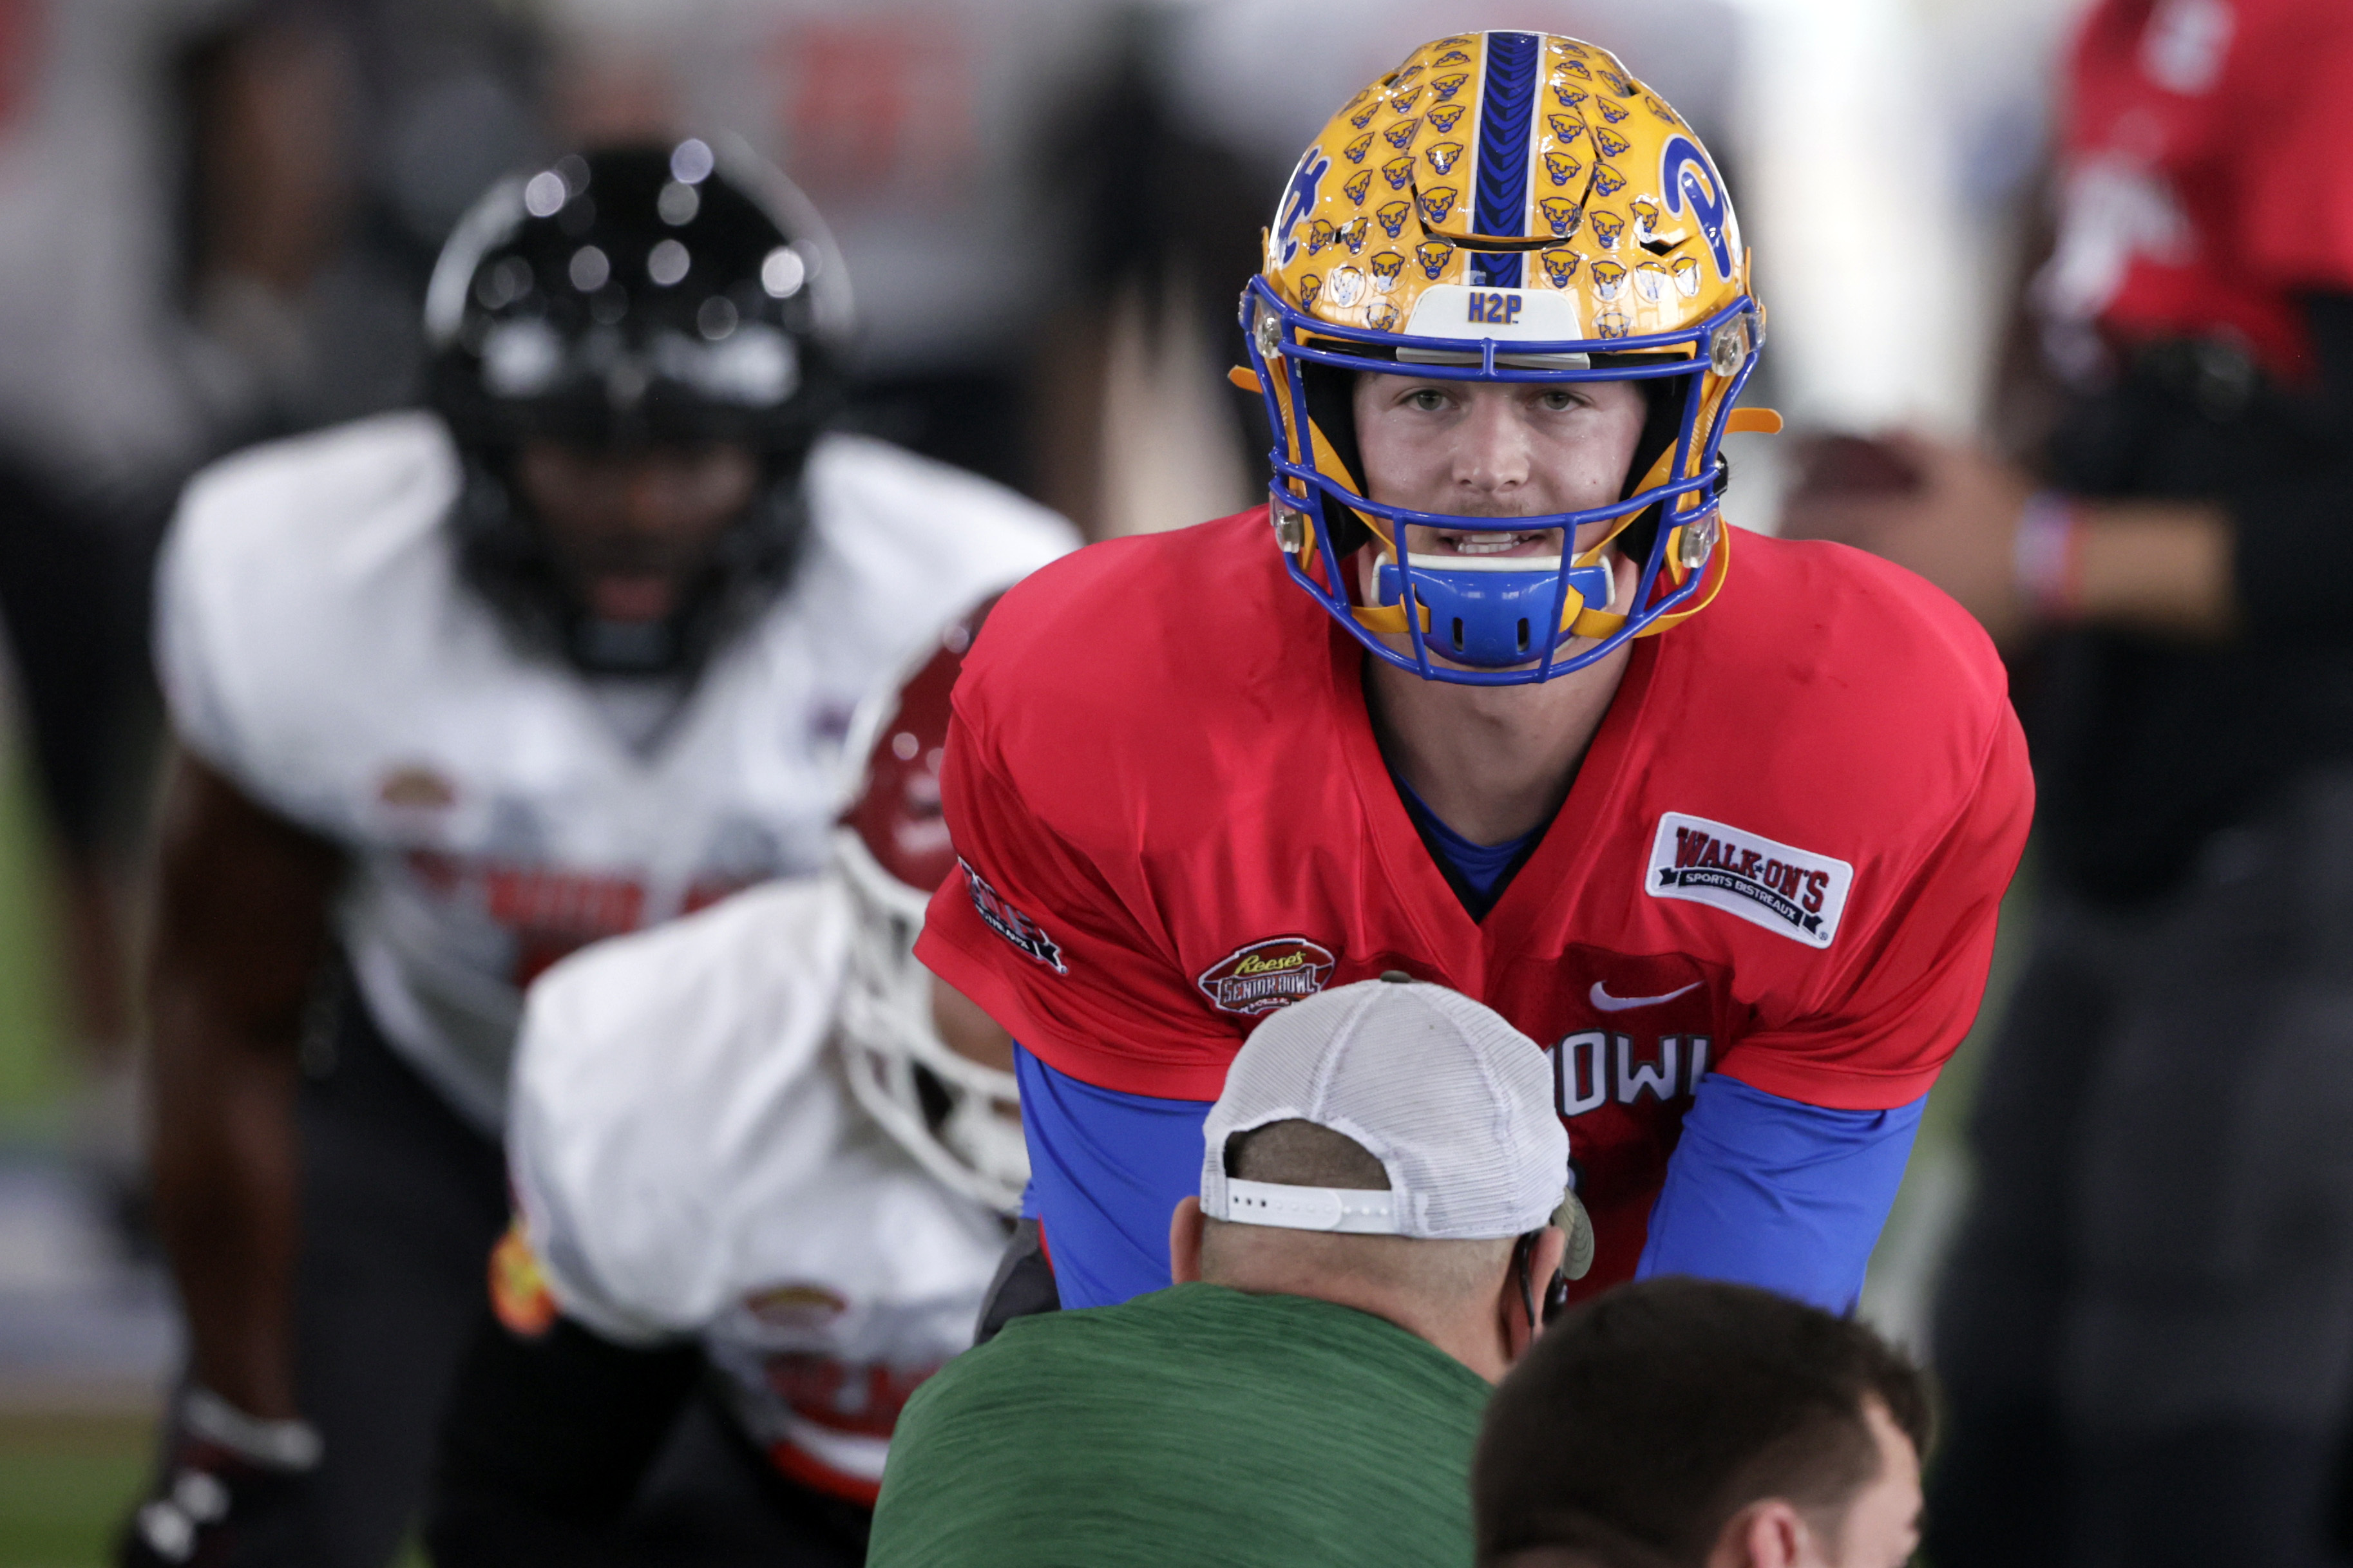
top-left (868, 1282), bottom-right (1492, 1568)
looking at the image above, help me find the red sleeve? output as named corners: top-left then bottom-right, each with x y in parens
top-left (1716, 703), bottom-right (2034, 1111)
top-left (915, 701), bottom-right (1241, 1101)
top-left (2245, 8), bottom-right (2353, 291)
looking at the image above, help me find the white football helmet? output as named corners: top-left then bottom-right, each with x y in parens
top-left (834, 601), bottom-right (1028, 1213)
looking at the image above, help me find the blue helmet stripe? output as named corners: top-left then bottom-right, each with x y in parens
top-left (1471, 31), bottom-right (1539, 288)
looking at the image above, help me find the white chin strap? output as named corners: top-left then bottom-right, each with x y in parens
top-left (1223, 1179), bottom-right (1401, 1234)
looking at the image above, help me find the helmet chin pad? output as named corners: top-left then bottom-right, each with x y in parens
top-left (1375, 554), bottom-right (1615, 667)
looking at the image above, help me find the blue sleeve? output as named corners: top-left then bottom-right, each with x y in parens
top-left (1013, 1044), bottom-right (1214, 1310)
top-left (1635, 1074), bottom-right (1926, 1314)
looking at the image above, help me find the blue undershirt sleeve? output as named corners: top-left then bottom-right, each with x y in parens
top-left (1636, 1073), bottom-right (1927, 1314)
top-left (1013, 1044), bottom-right (1215, 1310)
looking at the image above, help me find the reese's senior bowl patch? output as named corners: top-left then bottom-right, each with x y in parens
top-left (1197, 937), bottom-right (1337, 1017)
top-left (1645, 813), bottom-right (1853, 949)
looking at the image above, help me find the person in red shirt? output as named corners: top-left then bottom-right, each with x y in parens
top-left (1781, 2), bottom-right (2353, 1563)
top-left (918, 30), bottom-right (2032, 1328)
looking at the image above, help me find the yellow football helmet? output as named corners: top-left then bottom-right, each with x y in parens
top-left (1241, 31), bottom-right (1776, 684)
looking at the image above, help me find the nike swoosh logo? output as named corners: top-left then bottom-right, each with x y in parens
top-left (1590, 979), bottom-right (1702, 1012)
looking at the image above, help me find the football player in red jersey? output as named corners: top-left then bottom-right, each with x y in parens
top-left (1780, 3), bottom-right (2353, 1563)
top-left (915, 30), bottom-right (2034, 1329)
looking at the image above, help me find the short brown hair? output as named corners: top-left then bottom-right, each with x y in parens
top-left (1472, 1278), bottom-right (1932, 1567)
top-left (1224, 1119), bottom-right (1389, 1188)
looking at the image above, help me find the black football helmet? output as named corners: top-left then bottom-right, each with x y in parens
top-left (424, 138), bottom-right (854, 675)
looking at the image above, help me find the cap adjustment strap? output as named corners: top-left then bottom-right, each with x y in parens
top-left (1223, 1179), bottom-right (1403, 1234)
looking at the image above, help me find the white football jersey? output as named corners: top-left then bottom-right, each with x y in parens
top-left (155, 410), bottom-right (1074, 1129)
top-left (508, 876), bottom-right (1005, 1502)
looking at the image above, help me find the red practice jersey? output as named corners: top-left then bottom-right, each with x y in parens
top-left (2057, 0), bottom-right (2353, 379)
top-left (917, 511), bottom-right (2034, 1287)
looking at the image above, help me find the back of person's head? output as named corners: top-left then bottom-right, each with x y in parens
top-left (1472, 1278), bottom-right (1932, 1568)
top-left (1173, 975), bottom-right (1591, 1380)
top-left (1198, 1118), bottom-right (1514, 1314)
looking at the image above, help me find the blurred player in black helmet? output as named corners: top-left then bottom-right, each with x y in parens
top-left (1781, 3), bottom-right (2353, 1563)
top-left (120, 140), bottom-right (1071, 1568)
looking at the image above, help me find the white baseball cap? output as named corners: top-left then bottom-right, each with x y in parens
top-left (1200, 974), bottom-right (1570, 1241)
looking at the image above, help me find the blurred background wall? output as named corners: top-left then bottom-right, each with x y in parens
top-left (0, 1), bottom-right (2085, 1560)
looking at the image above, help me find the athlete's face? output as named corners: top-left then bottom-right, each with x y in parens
top-left (1351, 373), bottom-right (1648, 562)
top-left (515, 442), bottom-right (761, 623)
